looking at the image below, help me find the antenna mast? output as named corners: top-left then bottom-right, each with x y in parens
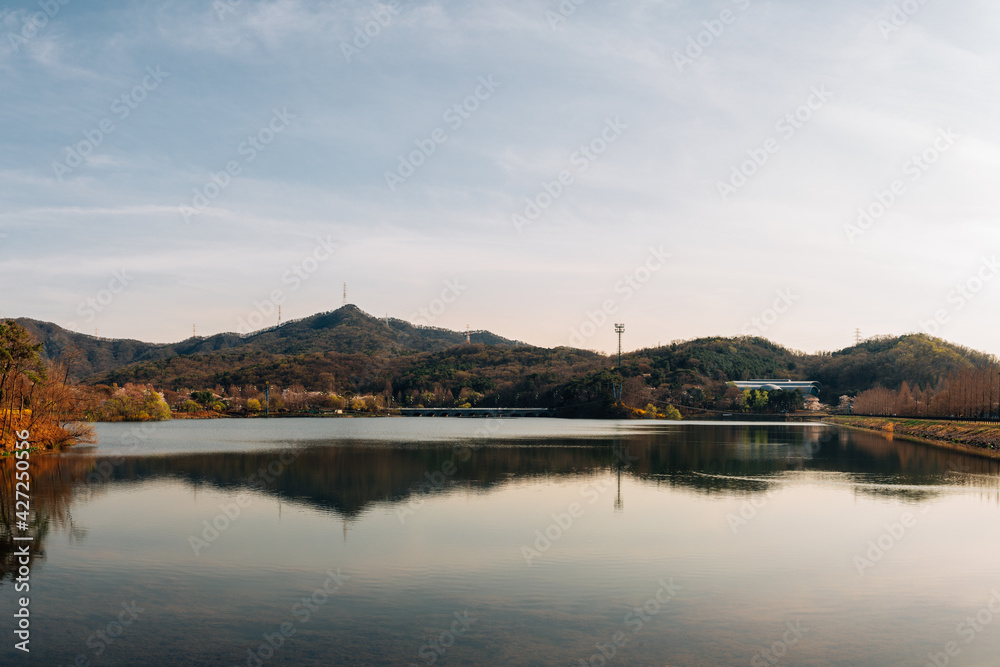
top-left (343, 282), bottom-right (347, 306)
top-left (615, 323), bottom-right (625, 368)
top-left (612, 323), bottom-right (625, 402)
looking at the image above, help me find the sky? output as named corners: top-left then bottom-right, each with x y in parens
top-left (2, 0), bottom-right (999, 357)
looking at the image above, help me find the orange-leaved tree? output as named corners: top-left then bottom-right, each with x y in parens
top-left (0, 320), bottom-right (93, 450)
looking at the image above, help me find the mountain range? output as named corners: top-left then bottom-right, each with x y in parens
top-left (17, 305), bottom-right (520, 380)
top-left (15, 305), bottom-right (998, 406)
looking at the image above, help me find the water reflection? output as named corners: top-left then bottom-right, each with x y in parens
top-left (52, 423), bottom-right (1000, 520)
top-left (4, 422), bottom-right (1000, 666)
top-left (5, 424), bottom-right (1000, 570)
top-left (0, 453), bottom-right (93, 585)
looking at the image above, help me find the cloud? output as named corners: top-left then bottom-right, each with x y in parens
top-left (3, 0), bottom-right (1000, 354)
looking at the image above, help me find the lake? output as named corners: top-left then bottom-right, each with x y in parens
top-left (3, 418), bottom-right (1000, 666)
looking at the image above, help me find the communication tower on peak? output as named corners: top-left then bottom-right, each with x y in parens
top-left (343, 282), bottom-right (347, 306)
top-left (466, 325), bottom-right (471, 344)
top-left (612, 323), bottom-right (625, 402)
top-left (615, 323), bottom-right (625, 368)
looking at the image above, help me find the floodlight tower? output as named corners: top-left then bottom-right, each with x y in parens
top-left (614, 323), bottom-right (625, 368)
top-left (612, 323), bottom-right (625, 402)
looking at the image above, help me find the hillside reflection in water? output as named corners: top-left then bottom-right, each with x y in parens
top-left (2, 420), bottom-right (1000, 666)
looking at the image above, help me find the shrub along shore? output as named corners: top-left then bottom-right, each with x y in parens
top-left (823, 415), bottom-right (1000, 459)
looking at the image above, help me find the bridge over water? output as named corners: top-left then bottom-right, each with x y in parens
top-left (397, 407), bottom-right (553, 418)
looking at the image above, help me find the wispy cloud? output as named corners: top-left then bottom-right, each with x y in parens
top-left (3, 0), bottom-right (1000, 353)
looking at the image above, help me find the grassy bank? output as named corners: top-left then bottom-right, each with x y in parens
top-left (823, 415), bottom-right (1000, 459)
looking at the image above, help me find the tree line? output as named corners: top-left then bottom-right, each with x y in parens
top-left (0, 321), bottom-right (92, 450)
top-left (850, 364), bottom-right (1000, 420)
top-left (10, 315), bottom-right (1000, 428)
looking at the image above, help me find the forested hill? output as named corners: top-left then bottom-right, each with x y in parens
top-left (89, 332), bottom-right (997, 415)
top-left (17, 305), bottom-right (520, 381)
top-left (805, 334), bottom-right (996, 398)
top-left (629, 333), bottom-right (996, 399)
top-left (16, 306), bottom-right (995, 406)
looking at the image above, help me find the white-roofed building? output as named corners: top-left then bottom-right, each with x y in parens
top-left (730, 379), bottom-right (821, 396)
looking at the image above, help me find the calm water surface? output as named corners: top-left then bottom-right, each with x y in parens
top-left (3, 418), bottom-right (1000, 666)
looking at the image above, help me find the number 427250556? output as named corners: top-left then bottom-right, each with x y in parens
top-left (14, 428), bottom-right (30, 522)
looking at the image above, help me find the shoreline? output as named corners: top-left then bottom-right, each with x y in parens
top-left (822, 415), bottom-right (1000, 460)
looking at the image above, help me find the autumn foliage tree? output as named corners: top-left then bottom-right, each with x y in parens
top-left (85, 383), bottom-right (171, 422)
top-left (851, 363), bottom-right (1000, 419)
top-left (0, 320), bottom-right (92, 450)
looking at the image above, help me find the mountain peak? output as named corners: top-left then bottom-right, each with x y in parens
top-left (15, 306), bottom-right (517, 380)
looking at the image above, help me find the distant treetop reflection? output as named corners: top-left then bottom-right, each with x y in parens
top-left (0, 454), bottom-right (94, 584)
top-left (54, 425), bottom-right (1000, 520)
